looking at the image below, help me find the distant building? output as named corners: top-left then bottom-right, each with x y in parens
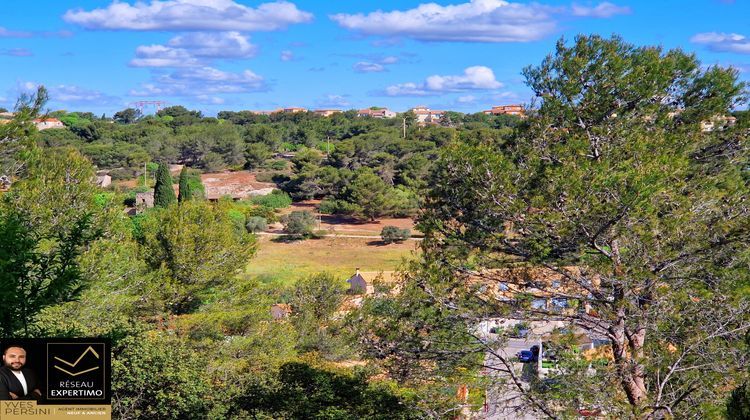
top-left (135, 191), bottom-right (154, 213)
top-left (483, 104), bottom-right (525, 117)
top-left (313, 109), bottom-right (343, 117)
top-left (283, 107), bottom-right (307, 113)
top-left (33, 118), bottom-right (64, 130)
top-left (701, 115), bottom-right (737, 132)
top-left (357, 108), bottom-right (396, 119)
top-left (346, 268), bottom-right (374, 295)
top-left (271, 303), bottom-right (292, 320)
top-left (95, 173), bottom-right (112, 188)
top-left (411, 106), bottom-right (445, 126)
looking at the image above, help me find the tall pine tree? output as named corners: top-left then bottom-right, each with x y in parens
top-left (153, 162), bottom-right (176, 208)
top-left (177, 166), bottom-right (192, 202)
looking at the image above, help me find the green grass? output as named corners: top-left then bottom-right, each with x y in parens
top-left (245, 236), bottom-right (419, 286)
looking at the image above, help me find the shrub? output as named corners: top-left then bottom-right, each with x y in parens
top-left (270, 160), bottom-right (287, 170)
top-left (281, 211), bottom-right (316, 238)
top-left (250, 190), bottom-right (292, 209)
top-left (246, 205), bottom-right (278, 224)
top-left (246, 216), bottom-right (268, 233)
top-left (381, 226), bottom-right (410, 244)
top-left (317, 198), bottom-right (339, 214)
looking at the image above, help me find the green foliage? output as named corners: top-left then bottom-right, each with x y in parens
top-left (728, 382), bottom-right (750, 420)
top-left (245, 216), bottom-right (268, 233)
top-left (250, 189), bottom-right (292, 209)
top-left (412, 34), bottom-right (750, 417)
top-left (381, 226), bottom-right (411, 244)
top-left (246, 204), bottom-right (279, 224)
top-left (139, 200), bottom-right (257, 313)
top-left (233, 362), bottom-right (422, 419)
top-left (346, 169), bottom-right (393, 221)
top-left (153, 161), bottom-right (176, 208)
top-left (245, 142), bottom-right (271, 169)
top-left (112, 333), bottom-right (211, 419)
top-left (281, 210), bottom-right (317, 238)
top-left (0, 210), bottom-right (98, 337)
top-left (113, 108), bottom-right (141, 124)
top-left (177, 166), bottom-right (204, 202)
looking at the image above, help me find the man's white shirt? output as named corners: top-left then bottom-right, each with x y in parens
top-left (10, 370), bottom-right (28, 395)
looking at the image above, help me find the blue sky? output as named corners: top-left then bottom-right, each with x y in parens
top-left (0, 0), bottom-right (748, 116)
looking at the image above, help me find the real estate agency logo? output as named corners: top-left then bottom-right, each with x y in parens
top-left (46, 342), bottom-right (107, 401)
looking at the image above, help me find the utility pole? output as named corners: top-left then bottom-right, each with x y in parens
top-left (327, 136), bottom-right (330, 157)
top-left (402, 118), bottom-right (406, 139)
top-left (144, 162), bottom-right (147, 187)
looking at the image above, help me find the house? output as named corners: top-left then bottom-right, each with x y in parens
top-left (135, 191), bottom-right (154, 212)
top-left (482, 104), bottom-right (525, 117)
top-left (95, 170), bottom-right (112, 188)
top-left (357, 108), bottom-right (396, 119)
top-left (346, 268), bottom-right (374, 295)
top-left (270, 303), bottom-right (292, 320)
top-left (283, 107), bottom-right (307, 113)
top-left (33, 118), bottom-right (64, 130)
top-left (411, 106), bottom-right (445, 126)
top-left (313, 109), bottom-right (343, 117)
top-left (470, 266), bottom-right (600, 316)
top-left (700, 115), bottom-right (737, 132)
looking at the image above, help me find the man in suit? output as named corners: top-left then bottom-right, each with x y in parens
top-left (0, 345), bottom-right (41, 400)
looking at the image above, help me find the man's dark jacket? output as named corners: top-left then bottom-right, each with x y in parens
top-left (0, 366), bottom-right (40, 400)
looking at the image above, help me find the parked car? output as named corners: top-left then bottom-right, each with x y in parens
top-left (517, 350), bottom-right (534, 363)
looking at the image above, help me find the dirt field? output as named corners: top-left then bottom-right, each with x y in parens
top-left (278, 200), bottom-right (418, 236)
top-left (245, 235), bottom-right (419, 286)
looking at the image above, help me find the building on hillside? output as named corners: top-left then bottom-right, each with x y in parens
top-left (411, 106), bottom-right (445, 126)
top-left (249, 109), bottom-right (279, 116)
top-left (483, 104), bottom-right (525, 117)
top-left (33, 118), bottom-right (64, 130)
top-left (135, 191), bottom-right (154, 213)
top-left (313, 109), bottom-right (343, 117)
top-left (0, 112), bottom-right (14, 119)
top-left (283, 107), bottom-right (307, 113)
top-left (95, 172), bottom-right (112, 188)
top-left (700, 115), bottom-right (737, 132)
top-left (470, 266), bottom-right (600, 316)
top-left (346, 268), bottom-right (374, 295)
top-left (357, 108), bottom-right (397, 119)
top-left (271, 303), bottom-right (292, 320)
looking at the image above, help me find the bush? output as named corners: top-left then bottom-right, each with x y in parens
top-left (246, 216), bottom-right (268, 233)
top-left (250, 190), bottom-right (292, 209)
top-left (246, 205), bottom-right (278, 224)
top-left (281, 211), bottom-right (316, 238)
top-left (318, 198), bottom-right (339, 214)
top-left (270, 160), bottom-right (287, 170)
top-left (381, 226), bottom-right (410, 244)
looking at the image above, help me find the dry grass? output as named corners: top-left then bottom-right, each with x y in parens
top-left (245, 236), bottom-right (419, 286)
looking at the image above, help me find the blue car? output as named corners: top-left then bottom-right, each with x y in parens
top-left (517, 350), bottom-right (534, 363)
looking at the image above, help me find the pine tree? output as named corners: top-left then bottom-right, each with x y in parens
top-left (153, 162), bottom-right (176, 208)
top-left (178, 166), bottom-right (192, 203)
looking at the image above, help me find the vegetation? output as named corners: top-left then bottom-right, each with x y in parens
top-left (358, 34), bottom-right (750, 418)
top-left (3, 34), bottom-right (749, 419)
top-left (281, 210), bottom-right (317, 238)
top-left (153, 161), bottom-right (176, 208)
top-left (381, 226), bottom-right (411, 244)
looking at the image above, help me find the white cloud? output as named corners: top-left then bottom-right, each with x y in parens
top-left (353, 62), bottom-right (385, 73)
top-left (130, 32), bottom-right (257, 67)
top-left (331, 0), bottom-right (630, 43)
top-left (0, 27), bottom-right (32, 38)
top-left (130, 66), bottom-right (267, 97)
top-left (316, 94), bottom-right (351, 108)
top-left (280, 50), bottom-right (294, 61)
top-left (691, 32), bottom-right (750, 54)
top-left (384, 66), bottom-right (503, 96)
top-left (0, 48), bottom-right (33, 57)
top-left (131, 45), bottom-right (200, 67)
top-left (457, 95), bottom-right (476, 104)
top-left (168, 32), bottom-right (256, 58)
top-left (571, 2), bottom-right (630, 18)
top-left (331, 0), bottom-right (560, 43)
top-left (64, 0), bottom-right (313, 31)
top-left (18, 82), bottom-right (120, 106)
